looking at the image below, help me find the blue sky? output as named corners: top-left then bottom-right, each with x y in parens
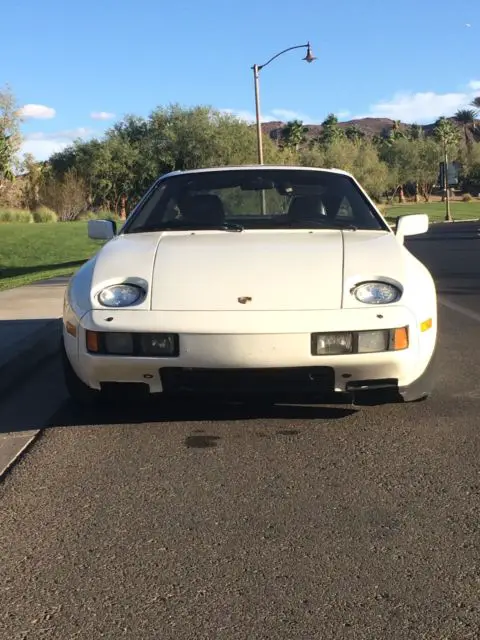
top-left (2, 0), bottom-right (479, 160)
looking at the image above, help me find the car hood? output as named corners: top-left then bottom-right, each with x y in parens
top-left (88, 229), bottom-right (406, 312)
top-left (150, 230), bottom-right (344, 311)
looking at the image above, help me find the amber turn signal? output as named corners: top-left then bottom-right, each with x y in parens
top-left (65, 321), bottom-right (77, 337)
top-left (392, 326), bottom-right (409, 350)
top-left (86, 330), bottom-right (100, 353)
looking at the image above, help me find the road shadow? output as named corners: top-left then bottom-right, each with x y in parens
top-left (0, 351), bottom-right (357, 436)
top-left (45, 395), bottom-right (358, 431)
top-left (0, 260), bottom-right (86, 280)
top-left (434, 274), bottom-right (480, 296)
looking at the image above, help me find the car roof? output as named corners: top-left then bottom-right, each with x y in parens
top-left (159, 165), bottom-right (354, 180)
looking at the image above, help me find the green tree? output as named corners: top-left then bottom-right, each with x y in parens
top-left (470, 96), bottom-right (480, 112)
top-left (0, 84), bottom-right (22, 187)
top-left (434, 117), bottom-right (461, 217)
top-left (390, 120), bottom-right (406, 140)
top-left (47, 105), bottom-right (288, 214)
top-left (281, 119), bottom-right (308, 151)
top-left (344, 124), bottom-right (365, 142)
top-left (22, 154), bottom-right (48, 210)
top-left (317, 113), bottom-right (345, 146)
top-left (434, 117), bottom-right (461, 152)
top-left (315, 138), bottom-right (390, 200)
top-left (408, 123), bottom-right (424, 140)
top-left (40, 168), bottom-right (88, 220)
top-left (416, 139), bottom-right (442, 202)
top-left (380, 138), bottom-right (417, 202)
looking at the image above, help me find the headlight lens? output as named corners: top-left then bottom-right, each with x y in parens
top-left (357, 330), bottom-right (389, 353)
top-left (98, 284), bottom-right (145, 307)
top-left (352, 282), bottom-right (401, 305)
top-left (313, 332), bottom-right (353, 355)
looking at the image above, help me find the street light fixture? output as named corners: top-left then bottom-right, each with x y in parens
top-left (252, 42), bottom-right (316, 165)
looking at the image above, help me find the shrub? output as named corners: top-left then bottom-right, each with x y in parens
top-left (0, 209), bottom-right (34, 223)
top-left (462, 193), bottom-right (473, 202)
top-left (32, 206), bottom-right (57, 223)
top-left (77, 209), bottom-right (123, 221)
top-left (96, 209), bottom-right (117, 220)
top-left (39, 169), bottom-right (88, 220)
top-left (75, 210), bottom-right (95, 221)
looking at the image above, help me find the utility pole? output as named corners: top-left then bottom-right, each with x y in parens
top-left (251, 42), bottom-right (315, 216)
top-left (252, 64), bottom-right (264, 165)
top-left (443, 144), bottom-right (452, 222)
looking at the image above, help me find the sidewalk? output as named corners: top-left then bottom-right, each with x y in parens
top-left (0, 277), bottom-right (67, 476)
top-left (0, 275), bottom-right (67, 396)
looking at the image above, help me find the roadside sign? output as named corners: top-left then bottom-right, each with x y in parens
top-left (438, 161), bottom-right (459, 187)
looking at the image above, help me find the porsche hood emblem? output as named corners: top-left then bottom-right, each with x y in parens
top-left (238, 296), bottom-right (252, 304)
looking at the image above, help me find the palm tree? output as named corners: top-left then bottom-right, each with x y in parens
top-left (322, 113), bottom-right (338, 127)
top-left (390, 120), bottom-right (406, 140)
top-left (408, 123), bottom-right (424, 140)
top-left (345, 125), bottom-right (365, 142)
top-left (317, 113), bottom-right (345, 146)
top-left (434, 117), bottom-right (461, 220)
top-left (471, 96), bottom-right (480, 112)
top-left (281, 120), bottom-right (308, 151)
top-left (453, 109), bottom-right (476, 148)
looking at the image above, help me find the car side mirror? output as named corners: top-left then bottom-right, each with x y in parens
top-left (88, 219), bottom-right (116, 240)
top-left (395, 213), bottom-right (429, 242)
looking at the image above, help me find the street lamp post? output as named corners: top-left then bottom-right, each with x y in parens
top-left (252, 42), bottom-right (316, 165)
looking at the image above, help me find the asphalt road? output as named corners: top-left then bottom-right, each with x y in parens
top-left (1, 224), bottom-right (480, 640)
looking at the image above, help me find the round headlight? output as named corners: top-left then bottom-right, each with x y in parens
top-left (98, 284), bottom-right (145, 307)
top-left (352, 281), bottom-right (401, 304)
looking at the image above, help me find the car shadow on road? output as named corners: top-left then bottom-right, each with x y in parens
top-left (45, 395), bottom-right (358, 430)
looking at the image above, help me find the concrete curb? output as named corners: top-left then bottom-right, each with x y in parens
top-left (0, 318), bottom-right (62, 400)
top-left (0, 431), bottom-right (41, 478)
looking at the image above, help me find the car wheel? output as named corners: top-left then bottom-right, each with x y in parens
top-left (61, 338), bottom-right (101, 406)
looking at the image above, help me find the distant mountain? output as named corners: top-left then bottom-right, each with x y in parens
top-left (261, 116), bottom-right (480, 143)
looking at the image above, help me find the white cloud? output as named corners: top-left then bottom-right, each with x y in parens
top-left (21, 139), bottom-right (70, 160)
top-left (17, 104), bottom-right (56, 119)
top-left (25, 127), bottom-right (92, 141)
top-left (90, 111), bottom-right (116, 120)
top-left (337, 110), bottom-right (351, 120)
top-left (220, 108), bottom-right (257, 122)
top-left (354, 79), bottom-right (480, 123)
top-left (270, 108), bottom-right (311, 121)
top-left (221, 107), bottom-right (310, 123)
top-left (19, 128), bottom-right (94, 161)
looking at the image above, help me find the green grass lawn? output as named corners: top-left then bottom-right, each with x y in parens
top-left (0, 222), bottom-right (105, 291)
top-left (383, 200), bottom-right (480, 223)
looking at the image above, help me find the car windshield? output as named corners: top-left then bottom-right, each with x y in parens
top-left (123, 168), bottom-right (388, 234)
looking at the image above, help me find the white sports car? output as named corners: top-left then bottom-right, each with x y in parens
top-left (62, 165), bottom-right (437, 406)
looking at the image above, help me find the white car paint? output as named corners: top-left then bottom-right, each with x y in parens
top-left (62, 165), bottom-right (437, 404)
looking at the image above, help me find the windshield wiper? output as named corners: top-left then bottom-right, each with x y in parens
top-left (276, 219), bottom-right (358, 231)
top-left (129, 221), bottom-right (244, 233)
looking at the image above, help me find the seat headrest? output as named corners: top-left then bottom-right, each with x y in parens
top-left (287, 195), bottom-right (324, 220)
top-left (180, 194), bottom-right (225, 224)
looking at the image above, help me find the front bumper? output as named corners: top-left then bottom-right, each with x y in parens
top-left (63, 306), bottom-right (436, 399)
